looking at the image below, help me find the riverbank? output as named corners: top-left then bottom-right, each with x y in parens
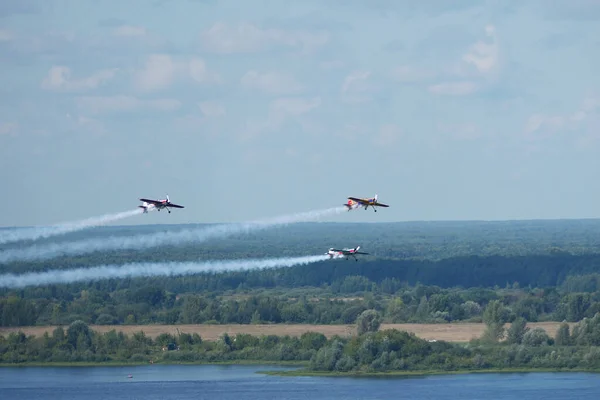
top-left (2, 361), bottom-right (598, 379)
top-left (261, 366), bottom-right (600, 378)
top-left (0, 360), bottom-right (306, 368)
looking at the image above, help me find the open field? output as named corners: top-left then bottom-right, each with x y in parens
top-left (0, 322), bottom-right (569, 342)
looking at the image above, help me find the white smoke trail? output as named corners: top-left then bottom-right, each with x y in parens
top-left (0, 206), bottom-right (346, 264)
top-left (0, 254), bottom-right (330, 289)
top-left (0, 208), bottom-right (144, 246)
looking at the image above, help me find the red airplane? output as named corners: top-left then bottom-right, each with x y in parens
top-left (344, 194), bottom-right (390, 212)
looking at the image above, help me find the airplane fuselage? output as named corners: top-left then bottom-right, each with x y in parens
top-left (139, 196), bottom-right (184, 214)
top-left (326, 247), bottom-right (364, 261)
top-left (139, 200), bottom-right (170, 213)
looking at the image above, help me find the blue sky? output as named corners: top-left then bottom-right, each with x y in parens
top-left (1, 0), bottom-right (600, 227)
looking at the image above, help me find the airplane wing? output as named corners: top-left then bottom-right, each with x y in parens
top-left (140, 198), bottom-right (162, 205)
top-left (354, 251), bottom-right (369, 255)
top-left (373, 202), bottom-right (389, 207)
top-left (348, 197), bottom-right (368, 204)
top-left (168, 203), bottom-right (185, 209)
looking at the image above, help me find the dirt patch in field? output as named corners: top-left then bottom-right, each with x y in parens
top-left (0, 322), bottom-right (568, 342)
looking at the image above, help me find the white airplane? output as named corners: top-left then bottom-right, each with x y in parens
top-left (326, 246), bottom-right (369, 261)
top-left (139, 194), bottom-right (185, 214)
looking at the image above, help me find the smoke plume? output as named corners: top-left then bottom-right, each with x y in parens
top-left (0, 255), bottom-right (330, 288)
top-left (0, 206), bottom-right (346, 264)
top-left (0, 208), bottom-right (144, 245)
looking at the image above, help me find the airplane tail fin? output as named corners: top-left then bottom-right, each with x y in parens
top-left (345, 200), bottom-right (354, 210)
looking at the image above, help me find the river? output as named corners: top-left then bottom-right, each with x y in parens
top-left (0, 365), bottom-right (598, 399)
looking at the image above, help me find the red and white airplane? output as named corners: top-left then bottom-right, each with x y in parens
top-left (326, 246), bottom-right (369, 261)
top-left (139, 194), bottom-right (185, 214)
top-left (344, 194), bottom-right (390, 212)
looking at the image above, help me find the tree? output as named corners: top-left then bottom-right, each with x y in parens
top-left (483, 300), bottom-right (509, 326)
top-left (506, 317), bottom-right (529, 345)
top-left (461, 301), bottom-right (482, 319)
top-left (415, 296), bottom-right (430, 320)
top-left (481, 300), bottom-right (509, 343)
top-left (356, 309), bottom-right (381, 336)
top-left (385, 298), bottom-right (406, 322)
top-left (66, 320), bottom-right (91, 351)
top-left (566, 294), bottom-right (589, 322)
top-left (522, 327), bottom-right (551, 346)
top-left (555, 322), bottom-right (571, 346)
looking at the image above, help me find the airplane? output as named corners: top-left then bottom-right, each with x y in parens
top-left (325, 246), bottom-right (369, 261)
top-left (344, 194), bottom-right (390, 212)
top-left (139, 194), bottom-right (185, 214)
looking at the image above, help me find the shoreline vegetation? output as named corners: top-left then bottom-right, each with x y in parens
top-left (261, 367), bottom-right (600, 377)
top-left (2, 311), bottom-right (600, 376)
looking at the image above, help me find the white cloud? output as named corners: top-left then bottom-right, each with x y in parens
top-left (428, 81), bottom-right (478, 96)
top-left (65, 114), bottom-right (106, 136)
top-left (113, 25), bottom-right (146, 37)
top-left (462, 24), bottom-right (499, 75)
top-left (41, 66), bottom-right (118, 92)
top-left (240, 70), bottom-right (303, 94)
top-left (374, 124), bottom-right (402, 146)
top-left (199, 101), bottom-right (226, 117)
top-left (341, 70), bottom-right (374, 103)
top-left (134, 54), bottom-right (220, 91)
top-left (200, 22), bottom-right (329, 54)
top-left (269, 97), bottom-right (321, 121)
top-left (0, 122), bottom-right (18, 136)
top-left (76, 95), bottom-right (181, 114)
top-left (189, 58), bottom-right (221, 84)
top-left (133, 54), bottom-right (176, 91)
top-left (426, 25), bottom-right (500, 96)
top-left (0, 29), bottom-right (12, 42)
top-left (524, 97), bottom-right (600, 137)
top-left (239, 96), bottom-right (322, 141)
top-left (390, 66), bottom-right (434, 83)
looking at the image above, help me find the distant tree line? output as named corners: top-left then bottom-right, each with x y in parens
top-left (3, 273), bottom-right (600, 327)
top-left (5, 219), bottom-right (600, 270)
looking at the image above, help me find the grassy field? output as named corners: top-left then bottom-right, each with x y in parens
top-left (0, 322), bottom-right (568, 342)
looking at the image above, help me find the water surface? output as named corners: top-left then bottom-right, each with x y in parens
top-left (0, 365), bottom-right (598, 400)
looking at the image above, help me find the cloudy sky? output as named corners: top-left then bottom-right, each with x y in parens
top-left (1, 0), bottom-right (599, 227)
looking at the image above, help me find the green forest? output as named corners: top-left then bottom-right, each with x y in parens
top-left (2, 220), bottom-right (600, 327)
top-left (2, 219), bottom-right (600, 372)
